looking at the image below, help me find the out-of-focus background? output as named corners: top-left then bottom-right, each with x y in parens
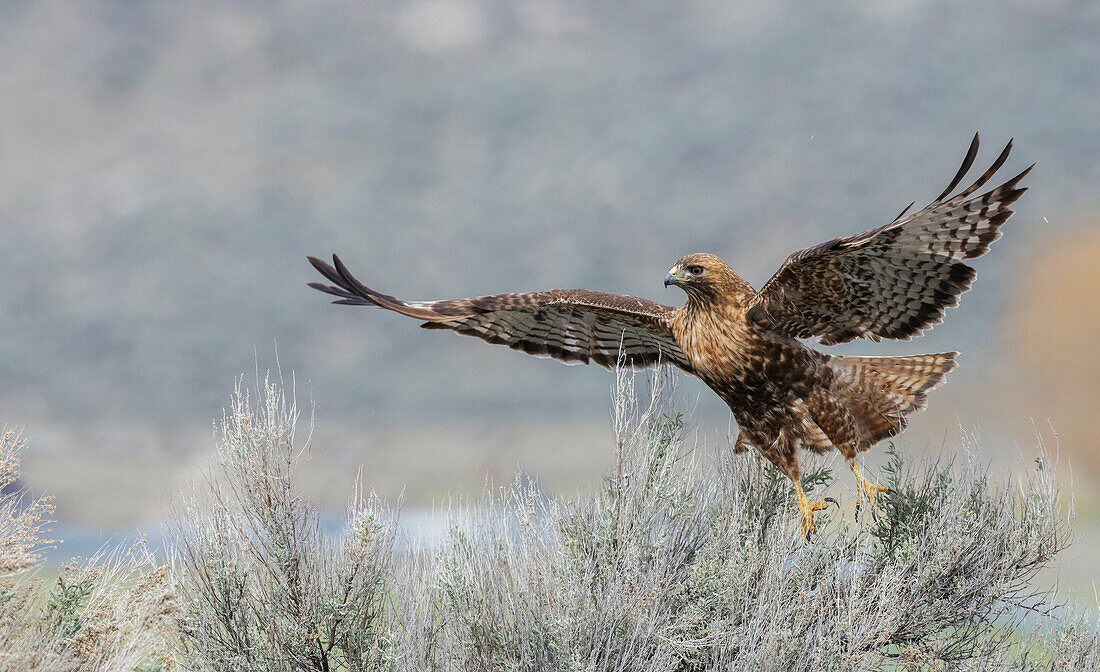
top-left (1, 1), bottom-right (1097, 595)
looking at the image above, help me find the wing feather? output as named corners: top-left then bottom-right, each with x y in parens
top-left (747, 134), bottom-right (1032, 345)
top-left (308, 255), bottom-right (692, 371)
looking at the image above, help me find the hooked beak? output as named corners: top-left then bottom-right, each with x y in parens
top-left (664, 267), bottom-right (680, 287)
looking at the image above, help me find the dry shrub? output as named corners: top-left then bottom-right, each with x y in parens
top-left (0, 429), bottom-right (51, 576)
top-left (427, 370), bottom-right (1098, 671)
top-left (167, 373), bottom-right (1100, 671)
top-left (169, 376), bottom-right (400, 671)
top-left (0, 429), bottom-right (177, 671)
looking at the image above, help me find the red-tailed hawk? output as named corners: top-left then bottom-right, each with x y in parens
top-left (309, 134), bottom-right (1030, 539)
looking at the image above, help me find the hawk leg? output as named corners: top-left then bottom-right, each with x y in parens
top-left (847, 459), bottom-right (888, 519)
top-left (762, 431), bottom-right (836, 541)
top-left (794, 480), bottom-right (835, 542)
top-left (733, 431), bottom-right (750, 454)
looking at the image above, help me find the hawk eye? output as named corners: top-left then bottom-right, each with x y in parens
top-left (687, 265), bottom-right (704, 276)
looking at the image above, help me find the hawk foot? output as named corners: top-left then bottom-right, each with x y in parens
top-left (854, 478), bottom-right (888, 522)
top-left (799, 496), bottom-right (838, 542)
top-left (848, 459), bottom-right (888, 521)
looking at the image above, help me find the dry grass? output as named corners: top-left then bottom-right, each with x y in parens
top-left (0, 429), bottom-right (51, 576)
top-left (0, 429), bottom-right (178, 671)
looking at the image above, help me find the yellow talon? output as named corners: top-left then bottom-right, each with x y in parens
top-left (794, 481), bottom-right (835, 541)
top-left (848, 459), bottom-right (888, 518)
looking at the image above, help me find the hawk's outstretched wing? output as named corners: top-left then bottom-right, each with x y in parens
top-left (308, 255), bottom-right (692, 371)
top-left (746, 134), bottom-right (1032, 346)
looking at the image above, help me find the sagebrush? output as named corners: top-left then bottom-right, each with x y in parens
top-left (3, 374), bottom-right (1097, 670)
top-left (164, 371), bottom-right (1098, 671)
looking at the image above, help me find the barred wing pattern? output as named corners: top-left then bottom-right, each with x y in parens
top-left (308, 255), bottom-right (692, 371)
top-left (746, 134), bottom-right (1032, 346)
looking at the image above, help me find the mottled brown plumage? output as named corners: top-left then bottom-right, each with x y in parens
top-left (308, 134), bottom-right (1030, 539)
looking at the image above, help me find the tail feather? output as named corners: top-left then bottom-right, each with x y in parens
top-left (828, 352), bottom-right (958, 445)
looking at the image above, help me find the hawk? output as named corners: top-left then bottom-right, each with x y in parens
top-left (308, 134), bottom-right (1030, 539)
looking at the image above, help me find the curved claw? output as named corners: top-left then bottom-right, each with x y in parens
top-left (799, 498), bottom-right (833, 542)
top-left (849, 461), bottom-right (889, 522)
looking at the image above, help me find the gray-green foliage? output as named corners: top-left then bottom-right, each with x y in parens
top-left (169, 376), bottom-right (400, 671)
top-left (170, 372), bottom-right (1099, 670)
top-left (44, 575), bottom-right (96, 642)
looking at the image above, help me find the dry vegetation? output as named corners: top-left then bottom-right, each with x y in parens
top-left (169, 373), bottom-right (1098, 670)
top-left (0, 429), bottom-right (177, 671)
top-left (3, 373), bottom-right (1099, 670)
top-left (168, 378), bottom-right (400, 670)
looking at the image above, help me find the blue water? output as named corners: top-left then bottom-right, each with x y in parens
top-left (40, 508), bottom-right (452, 567)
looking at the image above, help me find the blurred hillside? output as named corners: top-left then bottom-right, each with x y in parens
top-left (1010, 223), bottom-right (1100, 473)
top-left (1, 0), bottom-right (1099, 536)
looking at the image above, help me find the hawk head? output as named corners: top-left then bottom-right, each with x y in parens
top-left (665, 253), bottom-right (753, 303)
top-left (665, 253), bottom-right (725, 289)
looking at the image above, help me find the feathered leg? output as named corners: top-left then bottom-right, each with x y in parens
top-left (804, 388), bottom-right (889, 519)
top-left (766, 431), bottom-right (835, 541)
top-left (733, 431), bottom-right (750, 454)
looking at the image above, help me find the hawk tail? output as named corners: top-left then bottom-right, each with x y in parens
top-left (828, 352), bottom-right (959, 445)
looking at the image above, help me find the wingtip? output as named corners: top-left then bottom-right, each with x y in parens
top-left (936, 133), bottom-right (983, 201)
top-left (948, 134), bottom-right (1018, 201)
top-left (992, 137), bottom-right (1014, 168)
top-left (891, 200), bottom-right (916, 223)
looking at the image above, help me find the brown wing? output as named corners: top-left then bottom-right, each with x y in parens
top-left (746, 134), bottom-right (1032, 345)
top-left (308, 255), bottom-right (692, 371)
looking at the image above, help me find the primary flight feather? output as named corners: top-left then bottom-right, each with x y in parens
top-left (308, 134), bottom-right (1031, 539)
